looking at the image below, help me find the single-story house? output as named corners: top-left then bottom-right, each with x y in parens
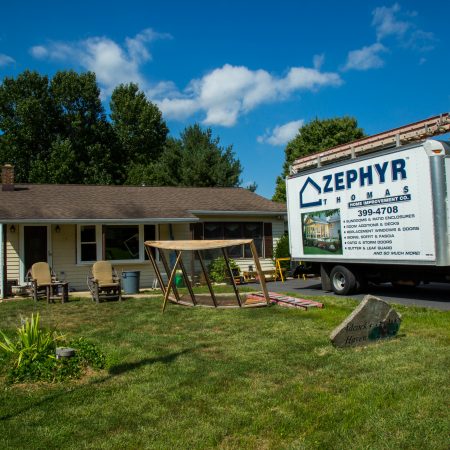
top-left (0, 164), bottom-right (287, 297)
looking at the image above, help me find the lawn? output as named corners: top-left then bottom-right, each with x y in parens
top-left (303, 246), bottom-right (342, 255)
top-left (0, 293), bottom-right (449, 450)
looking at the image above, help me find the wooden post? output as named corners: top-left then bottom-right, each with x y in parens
top-left (250, 241), bottom-right (270, 305)
top-left (196, 250), bottom-right (217, 307)
top-left (145, 245), bottom-right (166, 296)
top-left (162, 251), bottom-right (182, 313)
top-left (221, 247), bottom-right (241, 307)
top-left (177, 250), bottom-right (197, 306)
top-left (159, 249), bottom-right (181, 303)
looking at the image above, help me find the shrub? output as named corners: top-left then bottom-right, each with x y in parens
top-left (0, 314), bottom-right (106, 384)
top-left (208, 256), bottom-right (239, 283)
top-left (274, 234), bottom-right (291, 273)
top-left (0, 313), bottom-right (63, 368)
top-left (274, 233), bottom-right (290, 259)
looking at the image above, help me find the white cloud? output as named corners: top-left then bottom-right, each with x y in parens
top-left (371, 3), bottom-right (436, 51)
top-left (29, 31), bottom-right (341, 127)
top-left (372, 3), bottom-right (410, 41)
top-left (30, 28), bottom-right (171, 95)
top-left (157, 64), bottom-right (341, 127)
top-left (343, 43), bottom-right (387, 71)
top-left (257, 119), bottom-right (304, 146)
top-left (0, 53), bottom-right (15, 66)
top-left (313, 54), bottom-right (325, 70)
top-left (30, 46), bottom-right (48, 58)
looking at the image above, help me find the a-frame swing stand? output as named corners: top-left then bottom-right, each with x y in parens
top-left (144, 239), bottom-right (271, 312)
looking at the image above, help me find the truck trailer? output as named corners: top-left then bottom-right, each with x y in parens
top-left (286, 114), bottom-right (450, 294)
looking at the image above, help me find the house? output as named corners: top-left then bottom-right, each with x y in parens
top-left (303, 211), bottom-right (341, 240)
top-left (0, 164), bottom-right (286, 297)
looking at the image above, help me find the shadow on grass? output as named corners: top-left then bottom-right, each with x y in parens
top-left (108, 348), bottom-right (195, 376)
top-left (0, 347), bottom-right (198, 421)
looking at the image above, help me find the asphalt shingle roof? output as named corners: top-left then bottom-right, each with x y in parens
top-left (0, 184), bottom-right (286, 222)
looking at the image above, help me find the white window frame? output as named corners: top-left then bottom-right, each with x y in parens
top-left (76, 224), bottom-right (158, 265)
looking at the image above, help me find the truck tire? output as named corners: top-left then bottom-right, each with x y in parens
top-left (330, 265), bottom-right (356, 295)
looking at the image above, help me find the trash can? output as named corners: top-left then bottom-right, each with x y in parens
top-left (122, 271), bottom-right (140, 294)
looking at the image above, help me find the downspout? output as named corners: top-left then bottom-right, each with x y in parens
top-left (0, 224), bottom-right (5, 299)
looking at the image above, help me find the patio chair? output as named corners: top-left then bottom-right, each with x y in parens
top-left (28, 262), bottom-right (67, 303)
top-left (87, 261), bottom-right (122, 303)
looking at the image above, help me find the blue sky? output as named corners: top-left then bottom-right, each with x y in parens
top-left (0, 0), bottom-right (449, 198)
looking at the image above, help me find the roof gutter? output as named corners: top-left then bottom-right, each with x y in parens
top-left (190, 210), bottom-right (287, 217)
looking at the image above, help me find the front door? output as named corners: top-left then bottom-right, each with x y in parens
top-left (24, 226), bottom-right (48, 273)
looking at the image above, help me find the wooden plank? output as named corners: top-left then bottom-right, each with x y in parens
top-left (145, 239), bottom-right (253, 251)
top-left (162, 252), bottom-right (182, 313)
top-left (177, 250), bottom-right (197, 306)
top-left (221, 247), bottom-right (242, 307)
top-left (196, 250), bottom-right (218, 307)
top-left (145, 245), bottom-right (166, 296)
top-left (250, 241), bottom-right (270, 305)
top-left (159, 249), bottom-right (180, 303)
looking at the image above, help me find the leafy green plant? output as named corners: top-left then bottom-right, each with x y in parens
top-left (0, 313), bottom-right (63, 368)
top-left (69, 337), bottom-right (106, 370)
top-left (274, 233), bottom-right (290, 259)
top-left (208, 256), bottom-right (239, 283)
top-left (0, 314), bottom-right (106, 383)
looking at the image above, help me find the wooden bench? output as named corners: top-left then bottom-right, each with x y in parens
top-left (242, 268), bottom-right (281, 282)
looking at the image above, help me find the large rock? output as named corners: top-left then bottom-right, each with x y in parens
top-left (330, 295), bottom-right (401, 347)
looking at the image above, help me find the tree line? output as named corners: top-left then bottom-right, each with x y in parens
top-left (0, 70), bottom-right (241, 187)
top-left (0, 70), bottom-right (365, 200)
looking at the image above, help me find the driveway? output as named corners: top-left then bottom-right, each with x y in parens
top-left (247, 277), bottom-right (450, 311)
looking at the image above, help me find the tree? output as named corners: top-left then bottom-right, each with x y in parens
top-left (273, 117), bottom-right (365, 202)
top-left (126, 124), bottom-right (242, 188)
top-left (0, 70), bottom-right (119, 184)
top-left (0, 70), bottom-right (59, 182)
top-left (28, 138), bottom-right (77, 184)
top-left (245, 182), bottom-right (258, 193)
top-left (110, 83), bottom-right (168, 182)
top-left (177, 124), bottom-right (241, 187)
top-left (50, 70), bottom-right (118, 184)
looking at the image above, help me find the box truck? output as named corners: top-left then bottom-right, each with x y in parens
top-left (286, 114), bottom-right (450, 294)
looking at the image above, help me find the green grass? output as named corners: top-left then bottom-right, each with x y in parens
top-left (0, 294), bottom-right (449, 450)
top-left (303, 246), bottom-right (343, 255)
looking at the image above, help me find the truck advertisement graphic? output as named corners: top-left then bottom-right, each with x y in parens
top-left (287, 146), bottom-right (436, 263)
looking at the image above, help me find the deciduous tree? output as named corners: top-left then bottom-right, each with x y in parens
top-left (273, 117), bottom-right (365, 202)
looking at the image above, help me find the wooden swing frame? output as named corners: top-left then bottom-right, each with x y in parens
top-left (144, 239), bottom-right (271, 312)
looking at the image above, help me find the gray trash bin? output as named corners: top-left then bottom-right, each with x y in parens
top-left (122, 271), bottom-right (140, 294)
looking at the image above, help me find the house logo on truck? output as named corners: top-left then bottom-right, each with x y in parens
top-left (299, 158), bottom-right (407, 208)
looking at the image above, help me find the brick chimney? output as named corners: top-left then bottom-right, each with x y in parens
top-left (1, 164), bottom-right (14, 191)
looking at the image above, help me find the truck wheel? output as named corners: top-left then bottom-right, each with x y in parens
top-left (330, 265), bottom-right (356, 295)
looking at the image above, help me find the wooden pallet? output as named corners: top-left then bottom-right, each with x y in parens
top-left (246, 292), bottom-right (323, 310)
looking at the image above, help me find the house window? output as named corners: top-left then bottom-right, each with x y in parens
top-left (77, 224), bottom-right (158, 264)
top-left (80, 225), bottom-right (97, 262)
top-left (104, 225), bottom-right (139, 260)
top-left (224, 223), bottom-right (242, 258)
top-left (144, 225), bottom-right (156, 259)
top-left (202, 222), bottom-right (268, 258)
